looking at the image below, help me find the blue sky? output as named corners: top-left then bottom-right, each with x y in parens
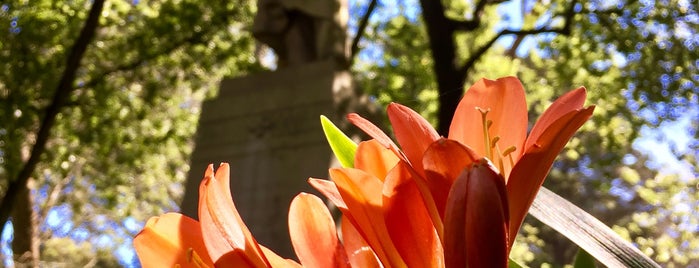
top-left (634, 110), bottom-right (696, 181)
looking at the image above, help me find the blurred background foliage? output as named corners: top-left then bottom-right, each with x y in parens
top-left (0, 0), bottom-right (261, 266)
top-left (0, 0), bottom-right (697, 267)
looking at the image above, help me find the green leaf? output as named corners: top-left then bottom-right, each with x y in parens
top-left (574, 248), bottom-right (597, 268)
top-left (320, 115), bottom-right (357, 168)
top-left (509, 258), bottom-right (527, 268)
top-left (530, 187), bottom-right (660, 268)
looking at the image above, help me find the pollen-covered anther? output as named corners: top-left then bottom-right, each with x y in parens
top-left (490, 136), bottom-right (500, 148)
top-left (502, 146), bottom-right (516, 156)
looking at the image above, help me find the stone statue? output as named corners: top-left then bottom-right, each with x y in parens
top-left (252, 0), bottom-right (348, 68)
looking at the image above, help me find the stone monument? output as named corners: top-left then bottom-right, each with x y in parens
top-left (182, 60), bottom-right (358, 258)
top-left (251, 0), bottom-right (349, 68)
top-left (180, 0), bottom-right (380, 258)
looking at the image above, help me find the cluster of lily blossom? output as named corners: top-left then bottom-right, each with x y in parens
top-left (134, 77), bottom-right (594, 267)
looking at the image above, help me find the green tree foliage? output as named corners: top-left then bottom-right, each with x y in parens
top-left (40, 237), bottom-right (120, 267)
top-left (351, 0), bottom-right (697, 266)
top-left (0, 0), bottom-right (259, 265)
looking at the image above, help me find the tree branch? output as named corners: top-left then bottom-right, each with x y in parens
top-left (458, 27), bottom-right (566, 77)
top-left (76, 7), bottom-right (236, 91)
top-left (506, 34), bottom-right (526, 57)
top-left (76, 32), bottom-right (206, 90)
top-left (0, 0), bottom-right (105, 236)
top-left (472, 0), bottom-right (490, 22)
top-left (450, 18), bottom-right (480, 31)
top-left (348, 0), bottom-right (378, 65)
top-left (38, 174), bottom-right (72, 241)
top-left (458, 0), bottom-right (577, 78)
top-left (449, 0), bottom-right (498, 32)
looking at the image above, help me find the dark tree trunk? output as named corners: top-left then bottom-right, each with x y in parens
top-left (0, 0), bottom-right (104, 236)
top-left (419, 0), bottom-right (465, 136)
top-left (11, 180), bottom-right (39, 267)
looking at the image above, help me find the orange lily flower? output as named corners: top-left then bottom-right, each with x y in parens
top-left (310, 139), bottom-right (510, 267)
top-left (339, 76), bottom-right (594, 257)
top-left (134, 163), bottom-right (349, 268)
top-left (134, 76), bottom-right (593, 268)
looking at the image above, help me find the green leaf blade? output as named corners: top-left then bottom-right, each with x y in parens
top-left (320, 115), bottom-right (357, 168)
top-left (509, 258), bottom-right (527, 268)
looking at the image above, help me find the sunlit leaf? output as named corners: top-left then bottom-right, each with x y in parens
top-left (320, 115), bottom-right (357, 168)
top-left (509, 258), bottom-right (526, 268)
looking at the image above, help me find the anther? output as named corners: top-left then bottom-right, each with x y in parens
top-left (502, 146), bottom-right (516, 171)
top-left (491, 136), bottom-right (500, 148)
top-left (502, 146), bottom-right (516, 156)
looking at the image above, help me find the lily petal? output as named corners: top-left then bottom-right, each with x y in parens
top-left (347, 113), bottom-right (407, 162)
top-left (444, 160), bottom-right (509, 268)
top-left (355, 140), bottom-right (400, 181)
top-left (215, 246), bottom-right (302, 268)
top-left (198, 164), bottom-right (269, 267)
top-left (215, 250), bottom-right (262, 267)
top-left (387, 102), bottom-right (440, 173)
top-left (289, 193), bottom-right (350, 268)
top-left (448, 77), bottom-right (528, 169)
top-left (329, 168), bottom-right (406, 267)
top-left (340, 216), bottom-right (382, 268)
top-left (260, 246), bottom-right (303, 268)
top-left (422, 138), bottom-right (479, 219)
top-left (506, 106), bottom-right (595, 247)
top-left (308, 178), bottom-right (364, 242)
top-left (308, 178), bottom-right (348, 211)
top-left (526, 87), bottom-right (588, 150)
top-left (307, 178), bottom-right (372, 259)
top-left (383, 163), bottom-right (444, 267)
top-left (133, 213), bottom-right (214, 268)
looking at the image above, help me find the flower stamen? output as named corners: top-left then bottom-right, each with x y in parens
top-left (187, 248), bottom-right (211, 268)
top-left (489, 136), bottom-right (504, 176)
top-left (477, 107), bottom-right (518, 177)
top-left (502, 146), bottom-right (517, 168)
